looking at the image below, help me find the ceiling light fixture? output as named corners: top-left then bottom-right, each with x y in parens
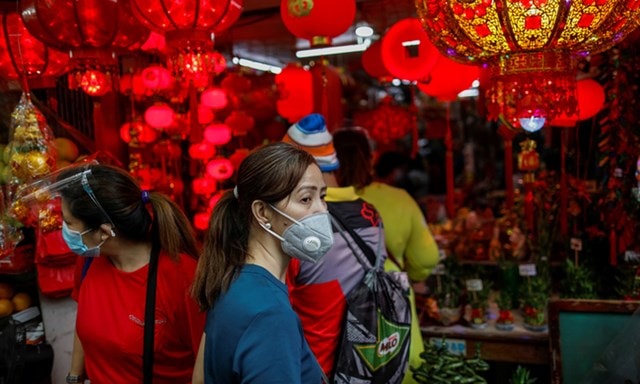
top-left (355, 25), bottom-right (374, 38)
top-left (295, 40), bottom-right (371, 58)
top-left (231, 57), bottom-right (282, 74)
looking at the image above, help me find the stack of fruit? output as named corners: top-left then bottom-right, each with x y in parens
top-left (0, 282), bottom-right (32, 318)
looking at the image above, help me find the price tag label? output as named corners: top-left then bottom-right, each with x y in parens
top-left (570, 238), bottom-right (583, 251)
top-left (432, 263), bottom-right (446, 275)
top-left (429, 337), bottom-right (467, 356)
top-left (519, 264), bottom-right (537, 276)
top-left (466, 279), bottom-right (483, 291)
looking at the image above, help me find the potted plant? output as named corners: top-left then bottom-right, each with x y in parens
top-left (520, 275), bottom-right (549, 332)
top-left (510, 365), bottom-right (537, 384)
top-left (467, 279), bottom-right (491, 329)
top-left (495, 291), bottom-right (515, 331)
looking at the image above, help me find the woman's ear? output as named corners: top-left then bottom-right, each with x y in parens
top-left (251, 200), bottom-right (271, 226)
top-left (99, 223), bottom-right (116, 238)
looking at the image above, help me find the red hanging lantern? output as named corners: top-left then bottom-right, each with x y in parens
top-left (275, 63), bottom-right (313, 123)
top-left (208, 192), bottom-right (223, 210)
top-left (192, 177), bottom-right (218, 195)
top-left (152, 140), bottom-right (182, 159)
top-left (141, 31), bottom-right (166, 54)
top-left (280, 0), bottom-right (356, 46)
top-left (201, 88), bottom-right (229, 110)
top-left (129, 0), bottom-right (240, 83)
top-left (224, 111), bottom-right (255, 136)
top-left (229, 148), bottom-right (250, 169)
top-left (20, 0), bottom-right (150, 96)
top-left (353, 98), bottom-right (415, 146)
top-left (310, 60), bottom-right (343, 132)
top-left (188, 142), bottom-right (217, 160)
top-left (193, 211), bottom-right (212, 231)
top-left (361, 40), bottom-right (392, 82)
top-left (204, 123), bottom-right (233, 145)
top-left (221, 72), bottom-right (252, 94)
top-left (381, 18), bottom-right (439, 81)
top-left (119, 121), bottom-right (158, 145)
top-left (417, 53), bottom-right (480, 101)
top-left (0, 11), bottom-right (70, 87)
top-left (517, 139), bottom-right (540, 173)
top-left (206, 158), bottom-right (234, 180)
top-left (198, 105), bottom-right (215, 125)
top-left (144, 103), bottom-right (175, 130)
top-left (141, 65), bottom-right (173, 92)
top-left (79, 70), bottom-right (111, 97)
top-left (550, 79), bottom-right (606, 127)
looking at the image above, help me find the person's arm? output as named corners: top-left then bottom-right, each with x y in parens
top-left (404, 197), bottom-right (440, 282)
top-left (192, 333), bottom-right (205, 384)
top-left (67, 331), bottom-right (85, 383)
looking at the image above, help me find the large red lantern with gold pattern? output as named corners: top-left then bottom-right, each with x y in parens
top-left (280, 0), bottom-right (356, 46)
top-left (0, 10), bottom-right (69, 87)
top-left (19, 0), bottom-right (150, 95)
top-left (415, 0), bottom-right (640, 124)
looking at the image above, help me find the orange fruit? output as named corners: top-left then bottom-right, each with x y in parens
top-left (0, 298), bottom-right (14, 317)
top-left (0, 283), bottom-right (14, 300)
top-left (12, 292), bottom-right (32, 312)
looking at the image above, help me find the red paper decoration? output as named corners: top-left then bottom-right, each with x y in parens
top-left (225, 111), bottom-right (255, 136)
top-left (310, 60), bottom-right (343, 132)
top-left (141, 65), bottom-right (173, 91)
top-left (119, 121), bottom-right (158, 144)
top-left (188, 142), bottom-right (217, 160)
top-left (201, 88), bottom-right (229, 110)
top-left (280, 0), bottom-right (356, 46)
top-left (204, 124), bottom-right (233, 145)
top-left (79, 70), bottom-right (110, 97)
top-left (275, 63), bottom-right (313, 123)
top-left (0, 11), bottom-right (70, 85)
top-left (417, 54), bottom-right (480, 101)
top-left (361, 41), bottom-right (392, 82)
top-left (192, 177), bottom-right (218, 195)
top-left (206, 158), bottom-right (234, 180)
top-left (381, 18), bottom-right (439, 81)
top-left (353, 98), bottom-right (415, 146)
top-left (550, 79), bottom-right (606, 127)
top-left (144, 103), bottom-right (175, 129)
top-left (193, 211), bottom-right (211, 231)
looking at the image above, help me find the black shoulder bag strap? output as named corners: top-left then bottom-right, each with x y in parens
top-left (328, 205), bottom-right (378, 268)
top-left (143, 240), bottom-right (160, 384)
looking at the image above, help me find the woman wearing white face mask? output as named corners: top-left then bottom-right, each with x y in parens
top-left (191, 142), bottom-right (330, 384)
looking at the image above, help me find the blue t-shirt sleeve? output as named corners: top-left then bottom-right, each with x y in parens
top-left (234, 307), bottom-right (306, 384)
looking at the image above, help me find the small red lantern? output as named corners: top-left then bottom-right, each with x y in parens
top-left (79, 70), bottom-right (111, 97)
top-left (119, 121), bottom-right (158, 145)
top-left (201, 88), bottom-right (228, 110)
top-left (208, 192), bottom-right (223, 210)
top-left (192, 177), bottom-right (218, 195)
top-left (361, 41), bottom-right (392, 82)
top-left (206, 158), bottom-right (234, 180)
top-left (381, 18), bottom-right (439, 81)
top-left (517, 139), bottom-right (540, 173)
top-left (550, 78), bottom-right (606, 127)
top-left (280, 0), bottom-right (356, 46)
top-left (229, 148), bottom-right (250, 169)
top-left (141, 65), bottom-right (173, 91)
top-left (225, 111), bottom-right (255, 136)
top-left (193, 211), bottom-right (211, 231)
top-left (0, 11), bottom-right (70, 85)
top-left (353, 98), bottom-right (414, 146)
top-left (144, 103), bottom-right (175, 130)
top-left (204, 124), bottom-right (233, 145)
top-left (198, 105), bottom-right (214, 125)
top-left (152, 140), bottom-right (182, 159)
top-left (275, 63), bottom-right (313, 123)
top-left (417, 53), bottom-right (480, 101)
top-left (188, 142), bottom-right (217, 160)
top-left (221, 72), bottom-right (252, 94)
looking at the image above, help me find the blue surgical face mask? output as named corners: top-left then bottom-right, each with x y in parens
top-left (62, 221), bottom-right (104, 258)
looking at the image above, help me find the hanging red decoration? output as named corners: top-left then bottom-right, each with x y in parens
top-left (198, 105), bottom-right (215, 125)
top-left (192, 177), bottom-right (218, 196)
top-left (79, 70), bottom-right (111, 97)
top-left (119, 121), bottom-right (158, 145)
top-left (188, 142), bottom-right (217, 160)
top-left (140, 31), bottom-right (166, 54)
top-left (417, 53), bottom-right (480, 102)
top-left (225, 111), bottom-right (255, 136)
top-left (20, 0), bottom-right (150, 96)
top-left (280, 0), bottom-right (356, 46)
top-left (276, 63), bottom-right (313, 123)
top-left (193, 212), bottom-right (211, 231)
top-left (310, 60), bottom-right (343, 132)
top-left (201, 88), bottom-right (229, 110)
top-left (204, 124), bottom-right (233, 145)
top-left (129, 0), bottom-right (240, 84)
top-left (221, 72), bottom-right (252, 94)
top-left (206, 158), bottom-right (234, 180)
top-left (380, 18), bottom-right (439, 82)
top-left (0, 11), bottom-right (70, 87)
top-left (152, 140), bottom-right (182, 159)
top-left (229, 148), bottom-right (250, 169)
top-left (550, 78), bottom-right (606, 127)
top-left (141, 65), bottom-right (173, 92)
top-left (144, 103), bottom-right (175, 130)
top-left (361, 40), bottom-right (392, 82)
top-left (353, 98), bottom-right (414, 147)
top-left (208, 192), bottom-right (223, 210)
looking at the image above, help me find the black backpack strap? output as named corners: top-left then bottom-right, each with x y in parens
top-left (328, 205), bottom-right (378, 268)
top-left (143, 240), bottom-right (160, 384)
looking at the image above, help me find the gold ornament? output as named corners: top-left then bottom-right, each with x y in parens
top-left (287, 0), bottom-right (313, 17)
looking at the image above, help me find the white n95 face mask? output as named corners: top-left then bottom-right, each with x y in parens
top-left (260, 205), bottom-right (334, 263)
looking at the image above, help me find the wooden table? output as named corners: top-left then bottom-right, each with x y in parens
top-left (421, 304), bottom-right (550, 365)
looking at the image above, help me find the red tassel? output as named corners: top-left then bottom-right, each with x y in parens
top-left (610, 229), bottom-right (617, 266)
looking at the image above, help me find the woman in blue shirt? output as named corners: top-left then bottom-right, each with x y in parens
top-left (192, 142), bottom-right (331, 384)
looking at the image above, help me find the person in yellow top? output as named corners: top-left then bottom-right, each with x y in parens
top-left (333, 127), bottom-right (440, 384)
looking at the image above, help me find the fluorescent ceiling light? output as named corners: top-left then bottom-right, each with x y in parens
top-left (232, 57), bottom-right (282, 74)
top-left (402, 40), bottom-right (420, 47)
top-left (296, 40), bottom-right (371, 58)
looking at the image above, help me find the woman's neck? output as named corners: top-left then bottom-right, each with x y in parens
top-left (246, 235), bottom-right (289, 282)
top-left (103, 240), bottom-right (152, 272)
